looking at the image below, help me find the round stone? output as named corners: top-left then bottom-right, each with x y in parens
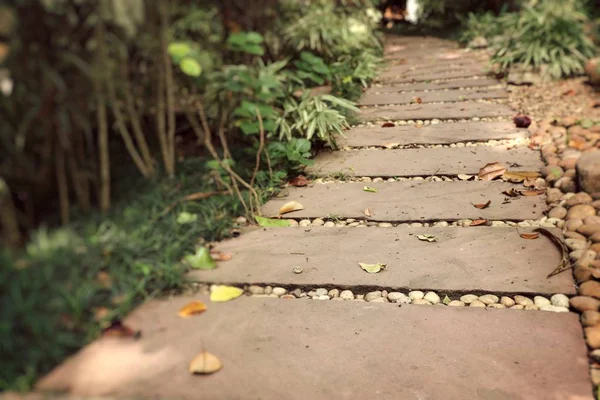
top-left (533, 296), bottom-right (551, 308)
top-left (487, 303), bottom-right (506, 309)
top-left (264, 286), bottom-right (273, 295)
top-left (500, 296), bottom-right (516, 307)
top-left (582, 310), bottom-right (600, 327)
top-left (315, 295), bottom-right (330, 300)
top-left (423, 292), bottom-right (440, 304)
top-left (299, 219), bottom-right (311, 227)
top-left (580, 280), bottom-right (600, 299)
top-left (340, 290), bottom-right (354, 300)
top-left (539, 305), bottom-right (569, 312)
top-left (312, 218), bottom-right (325, 226)
top-left (546, 188), bottom-right (563, 203)
top-left (565, 238), bottom-right (589, 251)
top-left (578, 224), bottom-right (600, 237)
top-left (412, 298), bottom-right (431, 305)
top-left (566, 192), bottom-right (593, 206)
top-left (548, 206), bottom-right (567, 219)
top-left (585, 325), bottom-right (600, 348)
top-left (524, 304), bottom-right (538, 310)
top-left (287, 219), bottom-right (299, 226)
top-left (328, 289), bottom-right (340, 298)
top-left (378, 222), bottom-right (393, 228)
top-left (565, 218), bottom-right (584, 231)
top-left (272, 287), bottom-right (287, 296)
top-left (369, 297), bottom-right (388, 303)
top-left (566, 204), bottom-right (597, 220)
top-left (313, 288), bottom-right (328, 296)
top-left (247, 285), bottom-right (264, 295)
top-left (408, 290), bottom-right (424, 300)
top-left (324, 221), bottom-right (335, 227)
top-left (570, 296), bottom-right (600, 312)
top-left (478, 294), bottom-right (499, 305)
top-left (469, 300), bottom-right (486, 308)
top-left (550, 294), bottom-right (570, 308)
top-left (387, 292), bottom-right (406, 302)
top-left (510, 305), bottom-right (525, 310)
top-left (514, 295), bottom-right (534, 306)
top-left (447, 300), bottom-right (465, 307)
top-left (460, 294), bottom-right (479, 304)
top-left (365, 291), bottom-right (383, 302)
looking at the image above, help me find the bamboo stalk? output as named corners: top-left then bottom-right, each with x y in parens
top-left (0, 177), bottom-right (22, 248)
top-left (124, 77), bottom-right (154, 174)
top-left (55, 142), bottom-right (70, 225)
top-left (96, 14), bottom-right (111, 212)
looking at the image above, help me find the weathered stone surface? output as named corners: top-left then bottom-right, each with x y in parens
top-left (37, 297), bottom-right (592, 400)
top-left (310, 147), bottom-right (542, 177)
top-left (359, 88), bottom-right (507, 106)
top-left (373, 78), bottom-right (500, 93)
top-left (577, 150), bottom-right (600, 194)
top-left (189, 227), bottom-right (573, 295)
top-left (339, 122), bottom-right (526, 147)
top-left (378, 67), bottom-right (490, 83)
top-left (358, 102), bottom-right (514, 122)
top-left (262, 181), bottom-right (545, 221)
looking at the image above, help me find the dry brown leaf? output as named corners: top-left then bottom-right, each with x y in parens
top-left (102, 321), bottom-right (140, 339)
top-left (537, 228), bottom-right (571, 278)
top-left (189, 351), bottom-right (223, 375)
top-left (364, 208), bottom-right (373, 217)
top-left (470, 219), bottom-right (488, 226)
top-left (502, 188), bottom-right (520, 197)
top-left (502, 171), bottom-right (540, 183)
top-left (278, 201), bottom-right (304, 215)
top-left (289, 175), bottom-right (310, 187)
top-left (181, 191), bottom-right (230, 202)
top-left (523, 177), bottom-right (543, 188)
top-left (473, 200), bottom-right (491, 209)
top-left (519, 189), bottom-right (545, 196)
top-left (519, 232), bottom-right (539, 240)
top-left (412, 97), bottom-right (422, 104)
top-left (381, 122), bottom-right (395, 128)
top-left (210, 251), bottom-right (232, 262)
top-left (478, 162), bottom-right (506, 181)
top-left (178, 301), bottom-right (207, 318)
top-left (568, 139), bottom-right (587, 150)
top-left (563, 89), bottom-right (577, 96)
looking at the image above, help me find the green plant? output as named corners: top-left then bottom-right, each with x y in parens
top-left (226, 31), bottom-right (265, 56)
top-left (458, 10), bottom-right (507, 44)
top-left (294, 51), bottom-right (331, 85)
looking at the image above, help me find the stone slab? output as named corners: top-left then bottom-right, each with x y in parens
top-left (358, 102), bottom-right (514, 121)
top-left (378, 68), bottom-right (491, 83)
top-left (261, 181), bottom-right (545, 221)
top-left (189, 227), bottom-right (574, 295)
top-left (310, 146), bottom-right (542, 177)
top-left (385, 58), bottom-right (486, 71)
top-left (37, 297), bottom-right (592, 400)
top-left (373, 78), bottom-right (500, 93)
top-left (339, 122), bottom-right (527, 147)
top-left (359, 88), bottom-right (508, 106)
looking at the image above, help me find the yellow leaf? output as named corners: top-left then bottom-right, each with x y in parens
top-left (189, 351), bottom-right (222, 375)
top-left (502, 170), bottom-right (540, 183)
top-left (210, 285), bottom-right (244, 302)
top-left (278, 201), bottom-right (304, 215)
top-left (178, 301), bottom-right (207, 318)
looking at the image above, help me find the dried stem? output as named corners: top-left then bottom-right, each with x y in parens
top-left (0, 177), bottom-right (22, 247)
top-left (250, 109), bottom-right (265, 187)
top-left (55, 142), bottom-right (70, 225)
top-left (124, 77), bottom-right (154, 173)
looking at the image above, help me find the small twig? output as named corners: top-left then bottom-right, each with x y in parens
top-left (153, 190), bottom-right (231, 221)
top-left (534, 227), bottom-right (571, 278)
top-left (250, 108), bottom-right (265, 187)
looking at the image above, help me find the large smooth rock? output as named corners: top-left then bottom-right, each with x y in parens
top-left (577, 150), bottom-right (600, 194)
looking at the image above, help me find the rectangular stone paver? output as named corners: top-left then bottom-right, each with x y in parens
top-left (378, 68), bottom-right (491, 83)
top-left (359, 88), bottom-right (508, 106)
top-left (358, 102), bottom-right (514, 121)
top-left (338, 122), bottom-right (527, 147)
top-left (190, 227), bottom-right (574, 295)
top-left (262, 181), bottom-right (545, 221)
top-left (37, 297), bottom-right (592, 400)
top-left (373, 78), bottom-right (500, 93)
top-left (310, 146), bottom-right (542, 177)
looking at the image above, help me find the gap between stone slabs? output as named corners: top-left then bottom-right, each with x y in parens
top-left (357, 102), bottom-right (514, 122)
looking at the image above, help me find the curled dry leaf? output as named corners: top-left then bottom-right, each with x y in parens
top-left (412, 97), bottom-right (423, 104)
top-left (457, 174), bottom-right (473, 181)
top-left (278, 201), bottom-right (304, 215)
top-left (502, 171), bottom-right (540, 183)
top-left (178, 301), bottom-right (207, 318)
top-left (519, 189), bottom-right (544, 196)
top-left (289, 175), bottom-right (310, 187)
top-left (381, 122), bottom-right (395, 128)
top-left (502, 188), bottom-right (520, 197)
top-left (478, 162), bottom-right (506, 181)
top-left (473, 200), bottom-right (491, 209)
top-left (536, 227), bottom-right (571, 278)
top-left (563, 89), bottom-right (577, 96)
top-left (359, 262), bottom-right (387, 273)
top-left (363, 186), bottom-right (378, 193)
top-left (416, 234), bottom-right (437, 242)
top-left (513, 114), bottom-right (532, 128)
top-left (364, 208), bottom-right (373, 217)
top-left (519, 231), bottom-right (539, 240)
top-left (102, 321), bottom-right (141, 339)
top-left (189, 351), bottom-right (223, 375)
top-left (523, 177), bottom-right (544, 189)
top-left (210, 251), bottom-right (232, 262)
top-left (470, 219), bottom-right (488, 226)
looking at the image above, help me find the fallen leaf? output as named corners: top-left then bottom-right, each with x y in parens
top-left (364, 208), bottom-right (373, 217)
top-left (457, 174), bottom-right (473, 181)
top-left (538, 228), bottom-right (571, 278)
top-left (502, 170), bottom-right (540, 183)
top-left (563, 89), bottom-right (577, 96)
top-left (210, 251), bottom-right (232, 262)
top-left (513, 114), bottom-right (532, 128)
top-left (102, 321), bottom-right (141, 339)
top-left (502, 188), bottom-right (520, 197)
top-left (383, 142), bottom-right (399, 149)
top-left (289, 175), bottom-right (310, 187)
top-left (278, 201), bottom-right (304, 215)
top-left (177, 211), bottom-right (198, 224)
top-left (523, 177), bottom-right (543, 188)
top-left (178, 301), bottom-right (207, 318)
top-left (569, 138), bottom-right (587, 150)
top-left (473, 200), bottom-right (491, 209)
top-left (210, 285), bottom-right (244, 302)
top-left (381, 122), bottom-right (395, 127)
top-left (478, 162), bottom-right (506, 181)
top-left (442, 295), bottom-right (451, 305)
top-left (185, 247), bottom-right (216, 270)
top-left (181, 191), bottom-right (230, 202)
top-left (519, 232), bottom-right (539, 240)
top-left (416, 234), bottom-right (437, 242)
top-left (255, 216), bottom-right (291, 227)
top-left (189, 351), bottom-right (222, 375)
top-left (412, 96), bottom-right (422, 104)
top-left (581, 119), bottom-right (594, 129)
top-left (359, 262), bottom-right (387, 273)
top-left (519, 189), bottom-right (544, 196)
top-left (363, 186), bottom-right (378, 193)
top-left (470, 219), bottom-right (488, 226)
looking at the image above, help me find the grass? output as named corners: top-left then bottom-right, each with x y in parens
top-left (0, 157), bottom-right (246, 391)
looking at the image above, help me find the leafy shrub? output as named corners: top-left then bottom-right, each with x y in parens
top-left (458, 10), bottom-right (507, 44)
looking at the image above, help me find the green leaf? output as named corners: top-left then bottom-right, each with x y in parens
top-left (358, 262), bottom-right (387, 274)
top-left (581, 119), bottom-right (594, 129)
top-left (185, 247), bottom-right (216, 270)
top-left (177, 212), bottom-right (198, 224)
top-left (255, 216), bottom-right (291, 227)
top-left (180, 57), bottom-right (202, 77)
top-left (442, 295), bottom-right (451, 305)
top-left (168, 42), bottom-right (191, 59)
top-left (363, 186), bottom-right (378, 193)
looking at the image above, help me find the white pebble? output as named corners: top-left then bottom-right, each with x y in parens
top-left (409, 291), bottom-right (424, 300)
top-left (550, 294), bottom-right (570, 308)
top-left (424, 291), bottom-right (440, 304)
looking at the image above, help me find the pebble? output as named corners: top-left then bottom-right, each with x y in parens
top-left (478, 294), bottom-right (499, 305)
top-left (533, 296), bottom-right (551, 308)
top-left (460, 294), bottom-right (479, 304)
top-left (313, 288), bottom-right (328, 296)
top-left (565, 218), bottom-right (583, 231)
top-left (546, 188), bottom-right (563, 203)
top-left (579, 280), bottom-right (600, 299)
top-left (586, 325), bottom-right (600, 348)
top-left (408, 290), bottom-right (424, 300)
top-left (487, 303), bottom-right (506, 309)
top-left (469, 300), bottom-right (486, 308)
top-left (548, 206), bottom-right (567, 219)
top-left (514, 295), bottom-right (534, 306)
top-left (324, 221), bottom-right (335, 227)
top-left (566, 204), bottom-right (597, 220)
top-left (510, 305), bottom-right (525, 310)
top-left (500, 296), bottom-right (516, 307)
top-left (365, 291), bottom-right (382, 302)
top-left (582, 310), bottom-right (600, 327)
top-left (340, 290), bottom-right (354, 300)
top-left (378, 222), bottom-right (393, 228)
top-left (272, 287), bottom-right (287, 296)
top-left (412, 298), bottom-right (431, 305)
top-left (248, 285), bottom-right (264, 295)
top-left (281, 294), bottom-right (295, 299)
top-left (423, 292), bottom-right (440, 304)
top-left (299, 219), bottom-right (311, 227)
top-left (312, 218), bottom-right (325, 226)
top-left (264, 286), bottom-right (273, 295)
top-left (328, 289), bottom-right (340, 298)
top-left (565, 192), bottom-right (593, 206)
top-left (314, 295), bottom-right (330, 300)
top-left (447, 300), bottom-right (465, 307)
top-left (565, 238), bottom-right (589, 251)
top-left (570, 296), bottom-right (600, 312)
top-left (292, 288), bottom-right (303, 298)
top-left (550, 294), bottom-right (570, 308)
top-left (539, 305), bottom-right (569, 312)
top-left (578, 224), bottom-right (600, 237)
top-left (524, 304), bottom-right (538, 310)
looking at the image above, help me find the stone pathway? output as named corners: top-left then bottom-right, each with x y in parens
top-left (37, 36), bottom-right (594, 399)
